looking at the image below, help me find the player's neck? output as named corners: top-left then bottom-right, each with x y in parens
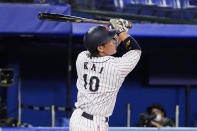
top-left (99, 52), bottom-right (108, 57)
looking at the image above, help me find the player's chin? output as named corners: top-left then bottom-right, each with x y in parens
top-left (111, 50), bottom-right (117, 55)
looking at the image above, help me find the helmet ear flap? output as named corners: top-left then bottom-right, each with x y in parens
top-left (112, 37), bottom-right (119, 48)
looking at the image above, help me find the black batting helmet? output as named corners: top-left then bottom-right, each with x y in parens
top-left (83, 25), bottom-right (117, 54)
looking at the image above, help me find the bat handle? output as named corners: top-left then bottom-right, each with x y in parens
top-left (117, 21), bottom-right (132, 29)
top-left (107, 22), bottom-right (132, 29)
top-left (101, 21), bottom-right (132, 29)
top-left (125, 23), bottom-right (132, 29)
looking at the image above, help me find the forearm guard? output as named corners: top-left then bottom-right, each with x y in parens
top-left (122, 36), bottom-right (141, 51)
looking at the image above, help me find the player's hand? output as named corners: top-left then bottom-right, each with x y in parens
top-left (110, 19), bottom-right (129, 35)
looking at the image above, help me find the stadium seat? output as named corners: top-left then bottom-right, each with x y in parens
top-left (123, 0), bottom-right (158, 15)
top-left (135, 0), bottom-right (153, 5)
top-left (136, 0), bottom-right (145, 5)
top-left (190, 0), bottom-right (197, 6)
top-left (123, 5), bottom-right (139, 14)
top-left (127, 0), bottom-right (136, 4)
top-left (182, 11), bottom-right (195, 20)
top-left (74, 0), bottom-right (117, 11)
top-left (165, 0), bottom-right (173, 7)
top-left (154, 10), bottom-right (167, 17)
top-left (34, 0), bottom-right (59, 4)
top-left (182, 0), bottom-right (190, 8)
top-left (95, 0), bottom-right (117, 11)
top-left (114, 0), bottom-right (136, 8)
top-left (113, 0), bottom-right (124, 12)
top-left (1, 0), bottom-right (33, 2)
top-left (168, 11), bottom-right (182, 19)
top-left (165, 0), bottom-right (181, 8)
top-left (166, 9), bottom-right (195, 20)
top-left (114, 0), bottom-right (134, 13)
top-left (151, 0), bottom-right (163, 7)
top-left (140, 8), bottom-right (154, 15)
top-left (182, 0), bottom-right (197, 9)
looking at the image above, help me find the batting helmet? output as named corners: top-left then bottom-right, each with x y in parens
top-left (83, 25), bottom-right (117, 54)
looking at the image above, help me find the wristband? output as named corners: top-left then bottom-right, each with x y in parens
top-left (122, 36), bottom-right (141, 51)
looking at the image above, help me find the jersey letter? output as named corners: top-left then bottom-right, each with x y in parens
top-left (99, 67), bottom-right (104, 74)
top-left (91, 64), bottom-right (96, 71)
top-left (84, 62), bottom-right (88, 70)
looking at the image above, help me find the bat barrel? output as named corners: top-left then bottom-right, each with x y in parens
top-left (38, 12), bottom-right (60, 20)
top-left (38, 12), bottom-right (54, 20)
top-left (38, 12), bottom-right (77, 22)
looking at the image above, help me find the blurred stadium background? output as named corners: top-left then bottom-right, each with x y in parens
top-left (0, 0), bottom-right (197, 130)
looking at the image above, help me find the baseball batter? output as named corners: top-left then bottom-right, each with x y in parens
top-left (69, 19), bottom-right (142, 131)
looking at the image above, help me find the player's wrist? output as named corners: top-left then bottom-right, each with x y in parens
top-left (118, 32), bottom-right (130, 41)
top-left (117, 29), bottom-right (125, 36)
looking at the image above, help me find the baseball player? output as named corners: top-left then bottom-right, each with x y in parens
top-left (69, 19), bottom-right (142, 131)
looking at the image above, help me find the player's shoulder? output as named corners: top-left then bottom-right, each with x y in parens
top-left (123, 50), bottom-right (141, 57)
top-left (77, 50), bottom-right (89, 59)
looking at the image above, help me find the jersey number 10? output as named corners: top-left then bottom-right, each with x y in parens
top-left (83, 74), bottom-right (99, 92)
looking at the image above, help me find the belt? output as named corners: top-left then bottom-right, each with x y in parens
top-left (81, 112), bottom-right (109, 123)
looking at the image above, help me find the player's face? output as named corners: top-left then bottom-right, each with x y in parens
top-left (99, 38), bottom-right (117, 56)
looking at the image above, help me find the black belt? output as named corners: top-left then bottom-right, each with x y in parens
top-left (82, 112), bottom-right (109, 123)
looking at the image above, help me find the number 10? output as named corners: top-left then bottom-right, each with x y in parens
top-left (83, 74), bottom-right (100, 92)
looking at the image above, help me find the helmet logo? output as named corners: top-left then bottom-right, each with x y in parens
top-left (103, 25), bottom-right (109, 31)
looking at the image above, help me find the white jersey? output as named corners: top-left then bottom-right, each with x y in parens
top-left (75, 50), bottom-right (141, 117)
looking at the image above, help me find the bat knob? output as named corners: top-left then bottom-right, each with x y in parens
top-left (38, 12), bottom-right (51, 20)
top-left (38, 12), bottom-right (44, 19)
top-left (117, 20), bottom-right (132, 29)
top-left (126, 22), bottom-right (132, 29)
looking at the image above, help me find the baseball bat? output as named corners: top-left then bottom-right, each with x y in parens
top-left (38, 12), bottom-right (132, 28)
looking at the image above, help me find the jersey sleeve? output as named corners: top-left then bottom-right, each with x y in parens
top-left (115, 50), bottom-right (141, 78)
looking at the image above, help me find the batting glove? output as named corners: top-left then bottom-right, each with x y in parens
top-left (110, 19), bottom-right (129, 35)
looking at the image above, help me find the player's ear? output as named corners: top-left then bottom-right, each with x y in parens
top-left (97, 45), bottom-right (104, 53)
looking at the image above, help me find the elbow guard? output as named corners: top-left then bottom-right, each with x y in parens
top-left (122, 36), bottom-right (141, 51)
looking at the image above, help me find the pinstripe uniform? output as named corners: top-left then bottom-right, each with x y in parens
top-left (70, 49), bottom-right (141, 131)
